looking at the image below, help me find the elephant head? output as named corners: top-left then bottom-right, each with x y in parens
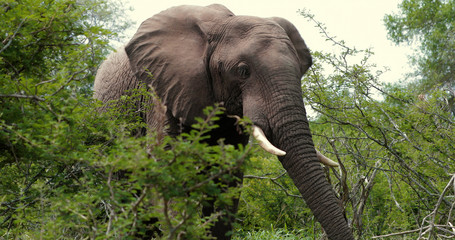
top-left (96, 4), bottom-right (352, 240)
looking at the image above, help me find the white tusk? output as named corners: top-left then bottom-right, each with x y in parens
top-left (316, 150), bottom-right (339, 167)
top-left (250, 125), bottom-right (338, 166)
top-left (252, 126), bottom-right (286, 156)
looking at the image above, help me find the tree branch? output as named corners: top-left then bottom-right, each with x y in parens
top-left (0, 18), bottom-right (27, 54)
top-left (244, 172), bottom-right (303, 199)
top-left (0, 94), bottom-right (44, 101)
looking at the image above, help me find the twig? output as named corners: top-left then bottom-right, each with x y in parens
top-left (163, 198), bottom-right (173, 237)
top-left (373, 175), bottom-right (455, 239)
top-left (50, 69), bottom-right (86, 97)
top-left (427, 174), bottom-right (455, 239)
top-left (131, 187), bottom-right (148, 230)
top-left (244, 172), bottom-right (303, 199)
top-left (301, 9), bottom-right (353, 52)
top-left (0, 93), bottom-right (44, 101)
top-left (372, 227), bottom-right (429, 239)
top-left (106, 168), bottom-right (118, 235)
top-left (0, 122), bottom-right (40, 147)
top-left (0, 18), bottom-right (26, 54)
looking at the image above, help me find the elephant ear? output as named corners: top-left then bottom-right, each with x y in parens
top-left (125, 5), bottom-right (234, 125)
top-left (269, 17), bottom-right (313, 75)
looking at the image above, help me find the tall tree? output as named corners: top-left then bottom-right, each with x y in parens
top-left (385, 0), bottom-right (455, 113)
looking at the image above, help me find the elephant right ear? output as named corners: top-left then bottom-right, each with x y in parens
top-left (269, 17), bottom-right (313, 76)
top-left (125, 5), bottom-right (234, 125)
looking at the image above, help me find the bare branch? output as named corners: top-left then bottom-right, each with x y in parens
top-left (372, 227), bottom-right (428, 239)
top-left (373, 175), bottom-right (455, 239)
top-left (427, 174), bottom-right (455, 239)
top-left (0, 94), bottom-right (44, 101)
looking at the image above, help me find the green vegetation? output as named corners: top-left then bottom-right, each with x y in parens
top-left (300, 5), bottom-right (455, 238)
top-left (234, 228), bottom-right (312, 240)
top-left (1, 0), bottom-right (454, 239)
top-left (385, 0), bottom-right (455, 95)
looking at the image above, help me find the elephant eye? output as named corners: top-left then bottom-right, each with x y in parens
top-left (237, 63), bottom-right (250, 79)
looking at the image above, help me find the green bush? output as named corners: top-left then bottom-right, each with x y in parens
top-left (1, 92), bottom-right (251, 239)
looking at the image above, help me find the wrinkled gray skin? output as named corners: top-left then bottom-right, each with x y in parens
top-left (94, 4), bottom-right (354, 240)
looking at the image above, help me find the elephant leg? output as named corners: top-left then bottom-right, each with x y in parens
top-left (197, 117), bottom-right (248, 239)
top-left (202, 171), bottom-right (243, 240)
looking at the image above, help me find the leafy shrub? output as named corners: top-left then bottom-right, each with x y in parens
top-left (1, 93), bottom-right (251, 239)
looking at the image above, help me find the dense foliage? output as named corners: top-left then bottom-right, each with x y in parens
top-left (0, 0), bottom-right (128, 237)
top-left (1, 0), bottom-right (454, 239)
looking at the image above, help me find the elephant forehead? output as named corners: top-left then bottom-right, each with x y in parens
top-left (210, 16), bottom-right (287, 41)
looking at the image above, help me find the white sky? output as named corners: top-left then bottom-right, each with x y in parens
top-left (125, 0), bottom-right (415, 83)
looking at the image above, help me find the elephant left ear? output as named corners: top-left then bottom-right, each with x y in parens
top-left (269, 17), bottom-right (313, 75)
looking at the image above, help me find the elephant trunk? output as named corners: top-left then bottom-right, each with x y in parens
top-left (268, 92), bottom-right (354, 239)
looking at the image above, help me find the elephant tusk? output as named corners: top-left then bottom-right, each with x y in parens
top-left (252, 125), bottom-right (286, 156)
top-left (250, 126), bottom-right (338, 166)
top-left (316, 150), bottom-right (340, 167)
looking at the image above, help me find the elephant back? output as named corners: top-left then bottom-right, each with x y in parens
top-left (94, 47), bottom-right (138, 108)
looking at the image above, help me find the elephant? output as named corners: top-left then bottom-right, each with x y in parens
top-left (94, 4), bottom-right (353, 240)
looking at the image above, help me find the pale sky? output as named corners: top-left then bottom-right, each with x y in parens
top-left (125, 0), bottom-right (414, 83)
